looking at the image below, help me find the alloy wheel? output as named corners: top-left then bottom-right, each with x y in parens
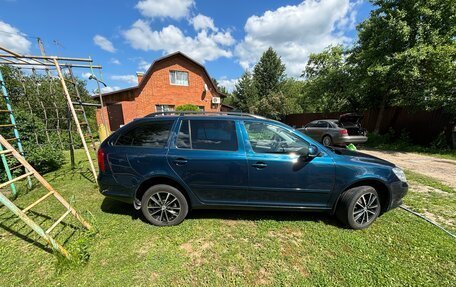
top-left (353, 192), bottom-right (379, 225)
top-left (147, 192), bottom-right (181, 223)
top-left (323, 136), bottom-right (331, 146)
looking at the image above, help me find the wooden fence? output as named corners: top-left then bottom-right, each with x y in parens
top-left (284, 107), bottom-right (454, 145)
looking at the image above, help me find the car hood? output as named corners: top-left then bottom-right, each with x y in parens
top-left (331, 147), bottom-right (395, 167)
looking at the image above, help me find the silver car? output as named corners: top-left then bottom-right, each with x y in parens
top-left (298, 114), bottom-right (368, 146)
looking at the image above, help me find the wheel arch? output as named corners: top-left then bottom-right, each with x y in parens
top-left (135, 175), bottom-right (193, 207)
top-left (332, 178), bottom-right (391, 214)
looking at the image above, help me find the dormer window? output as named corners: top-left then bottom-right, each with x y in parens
top-left (170, 70), bottom-right (189, 86)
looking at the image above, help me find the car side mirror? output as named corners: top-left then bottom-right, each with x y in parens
top-left (297, 145), bottom-right (319, 159)
top-left (307, 145), bottom-right (319, 158)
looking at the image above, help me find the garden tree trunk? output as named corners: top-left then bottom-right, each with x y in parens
top-left (374, 94), bottom-right (387, 134)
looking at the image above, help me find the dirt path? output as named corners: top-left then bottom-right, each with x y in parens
top-left (359, 149), bottom-right (456, 189)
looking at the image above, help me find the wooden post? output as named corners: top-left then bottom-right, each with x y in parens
top-left (52, 58), bottom-right (97, 181)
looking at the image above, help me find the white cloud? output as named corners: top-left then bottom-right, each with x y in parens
top-left (235, 0), bottom-right (355, 76)
top-left (111, 74), bottom-right (138, 85)
top-left (136, 0), bottom-right (194, 20)
top-left (0, 21), bottom-right (31, 54)
top-left (93, 35), bottom-right (116, 53)
top-left (81, 72), bottom-right (92, 79)
top-left (100, 86), bottom-right (121, 93)
top-left (191, 14), bottom-right (217, 31)
top-left (122, 19), bottom-right (235, 63)
top-left (138, 59), bottom-right (151, 71)
top-left (110, 58), bottom-right (121, 65)
top-left (217, 77), bottom-right (238, 93)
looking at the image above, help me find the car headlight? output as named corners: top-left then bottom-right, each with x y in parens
top-left (392, 167), bottom-right (407, 182)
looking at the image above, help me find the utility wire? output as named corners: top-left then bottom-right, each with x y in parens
top-left (400, 205), bottom-right (456, 239)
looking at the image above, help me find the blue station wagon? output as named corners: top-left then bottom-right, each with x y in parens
top-left (98, 112), bottom-right (408, 229)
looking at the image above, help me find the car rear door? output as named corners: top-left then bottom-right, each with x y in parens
top-left (241, 120), bottom-right (335, 208)
top-left (302, 121), bottom-right (318, 140)
top-left (167, 118), bottom-right (249, 204)
top-left (107, 119), bottom-right (175, 196)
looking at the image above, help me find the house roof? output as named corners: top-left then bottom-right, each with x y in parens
top-left (92, 51), bottom-right (226, 98)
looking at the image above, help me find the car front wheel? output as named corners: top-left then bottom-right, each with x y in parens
top-left (336, 186), bottom-right (381, 229)
top-left (141, 184), bottom-right (188, 226)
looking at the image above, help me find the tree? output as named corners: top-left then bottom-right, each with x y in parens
top-left (350, 0), bottom-right (456, 133)
top-left (231, 71), bottom-right (257, 112)
top-left (175, 104), bottom-right (200, 111)
top-left (253, 47), bottom-right (286, 99)
top-left (301, 45), bottom-right (357, 113)
top-left (251, 91), bottom-right (297, 120)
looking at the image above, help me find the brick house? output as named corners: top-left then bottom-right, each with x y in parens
top-left (94, 51), bottom-right (228, 131)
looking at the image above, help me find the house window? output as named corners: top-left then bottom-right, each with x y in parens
top-left (170, 71), bottom-right (189, 86)
top-left (198, 106), bottom-right (205, 111)
top-left (156, 105), bottom-right (175, 112)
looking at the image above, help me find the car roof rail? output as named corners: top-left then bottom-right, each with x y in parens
top-left (145, 111), bottom-right (267, 119)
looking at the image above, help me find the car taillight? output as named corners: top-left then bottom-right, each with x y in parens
top-left (98, 148), bottom-right (106, 172)
top-left (339, 129), bottom-right (348, 135)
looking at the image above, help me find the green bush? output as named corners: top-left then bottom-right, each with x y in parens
top-left (24, 143), bottom-right (65, 174)
top-left (175, 104), bottom-right (200, 111)
top-left (0, 108), bottom-right (65, 182)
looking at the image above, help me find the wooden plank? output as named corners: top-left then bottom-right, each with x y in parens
top-left (0, 190), bottom-right (71, 259)
top-left (22, 190), bottom-right (54, 213)
top-left (0, 149), bottom-right (13, 155)
top-left (53, 59), bottom-right (98, 182)
top-left (46, 209), bottom-right (71, 234)
top-left (0, 124), bottom-right (14, 127)
top-left (0, 172), bottom-right (34, 189)
top-left (0, 135), bottom-right (93, 231)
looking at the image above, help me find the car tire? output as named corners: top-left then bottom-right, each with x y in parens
top-left (322, 135), bottom-right (332, 146)
top-left (335, 186), bottom-right (381, 229)
top-left (141, 184), bottom-right (188, 227)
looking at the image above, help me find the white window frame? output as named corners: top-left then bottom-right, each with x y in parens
top-left (155, 105), bottom-right (175, 112)
top-left (169, 70), bottom-right (189, 86)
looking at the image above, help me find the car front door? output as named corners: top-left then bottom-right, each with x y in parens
top-left (167, 119), bottom-right (248, 204)
top-left (242, 120), bottom-right (335, 208)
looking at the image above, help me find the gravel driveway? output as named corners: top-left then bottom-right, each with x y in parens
top-left (359, 149), bottom-right (456, 189)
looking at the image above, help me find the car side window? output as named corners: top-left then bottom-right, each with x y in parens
top-left (244, 121), bottom-right (309, 154)
top-left (115, 120), bottom-right (174, 147)
top-left (176, 119), bottom-right (238, 151)
top-left (306, 121), bottom-right (317, 128)
top-left (315, 121), bottom-right (328, 128)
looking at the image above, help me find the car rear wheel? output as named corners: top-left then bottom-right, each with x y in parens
top-left (335, 186), bottom-right (381, 229)
top-left (322, 135), bottom-right (332, 146)
top-left (141, 184), bottom-right (188, 226)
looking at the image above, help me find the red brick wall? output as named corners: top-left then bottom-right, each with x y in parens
top-left (97, 54), bottom-right (221, 131)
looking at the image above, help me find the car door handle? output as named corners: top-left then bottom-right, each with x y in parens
top-left (173, 158), bottom-right (188, 166)
top-left (252, 162), bottom-right (267, 169)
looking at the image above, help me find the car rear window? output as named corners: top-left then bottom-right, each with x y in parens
top-left (115, 120), bottom-right (174, 147)
top-left (176, 119), bottom-right (238, 151)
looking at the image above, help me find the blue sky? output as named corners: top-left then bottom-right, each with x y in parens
top-left (0, 0), bottom-right (373, 93)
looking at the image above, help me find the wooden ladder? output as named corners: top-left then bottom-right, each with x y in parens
top-left (0, 134), bottom-right (92, 259)
top-left (0, 69), bottom-right (31, 195)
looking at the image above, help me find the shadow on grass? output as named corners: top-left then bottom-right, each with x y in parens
top-left (100, 197), bottom-right (342, 228)
top-left (49, 165), bottom-right (96, 184)
top-left (0, 208), bottom-right (84, 255)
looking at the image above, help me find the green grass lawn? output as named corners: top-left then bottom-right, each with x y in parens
top-left (0, 151), bottom-right (455, 286)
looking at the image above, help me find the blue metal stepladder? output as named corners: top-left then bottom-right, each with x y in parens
top-left (0, 69), bottom-right (32, 196)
